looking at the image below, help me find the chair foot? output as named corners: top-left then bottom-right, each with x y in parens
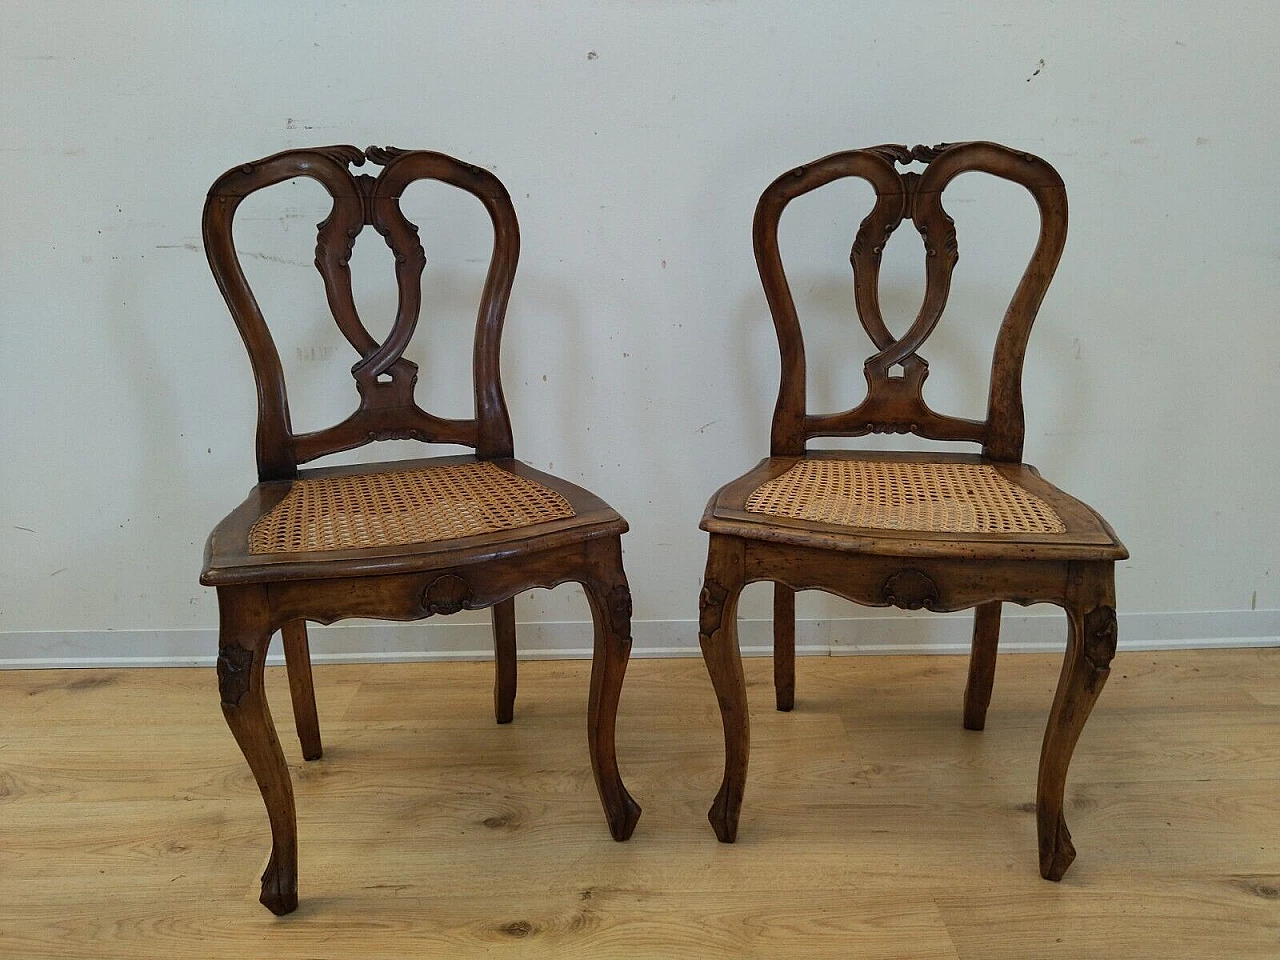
top-left (259, 852), bottom-right (299, 915)
top-left (708, 783), bottom-right (740, 843)
top-left (1038, 811), bottom-right (1076, 881)
top-left (605, 794), bottom-right (643, 842)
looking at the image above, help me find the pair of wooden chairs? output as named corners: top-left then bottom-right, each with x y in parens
top-left (201, 141), bottom-right (1125, 914)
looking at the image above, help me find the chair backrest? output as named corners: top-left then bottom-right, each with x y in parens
top-left (203, 145), bottom-right (519, 482)
top-left (754, 141), bottom-right (1067, 462)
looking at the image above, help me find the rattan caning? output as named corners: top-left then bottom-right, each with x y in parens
top-left (249, 462), bottom-right (576, 555)
top-left (744, 459), bottom-right (1066, 535)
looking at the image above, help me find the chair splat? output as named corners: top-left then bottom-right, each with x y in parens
top-left (204, 145), bottom-right (519, 481)
top-left (755, 141), bottom-right (1067, 461)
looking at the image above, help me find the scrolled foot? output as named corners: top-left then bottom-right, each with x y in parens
top-left (605, 793), bottom-right (642, 842)
top-left (259, 853), bottom-right (298, 915)
top-left (1039, 812), bottom-right (1076, 881)
top-left (708, 783), bottom-right (741, 843)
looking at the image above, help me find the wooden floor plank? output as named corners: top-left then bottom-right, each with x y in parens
top-left (0, 649), bottom-right (1276, 958)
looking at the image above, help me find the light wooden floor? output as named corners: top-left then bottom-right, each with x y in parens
top-left (1, 648), bottom-right (1278, 958)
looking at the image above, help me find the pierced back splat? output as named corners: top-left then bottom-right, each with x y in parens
top-left (203, 145), bottom-right (519, 482)
top-left (754, 141), bottom-right (1067, 461)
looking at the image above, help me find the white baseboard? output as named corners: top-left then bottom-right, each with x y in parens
top-left (0, 609), bottom-right (1276, 669)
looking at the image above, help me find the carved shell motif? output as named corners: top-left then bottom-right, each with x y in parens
top-left (881, 570), bottom-right (940, 611)
top-left (422, 574), bottom-right (474, 616)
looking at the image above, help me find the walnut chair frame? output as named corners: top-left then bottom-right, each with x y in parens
top-left (201, 146), bottom-right (639, 915)
top-left (698, 142), bottom-right (1126, 880)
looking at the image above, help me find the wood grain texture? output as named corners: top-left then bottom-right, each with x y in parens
top-left (0, 650), bottom-right (1277, 958)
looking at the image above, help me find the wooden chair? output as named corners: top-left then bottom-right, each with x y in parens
top-left (201, 145), bottom-right (639, 915)
top-left (697, 142), bottom-right (1127, 880)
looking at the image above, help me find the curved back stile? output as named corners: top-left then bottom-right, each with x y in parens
top-left (753, 141), bottom-right (1067, 462)
top-left (202, 145), bottom-right (519, 482)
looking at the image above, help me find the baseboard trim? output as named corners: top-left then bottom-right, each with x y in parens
top-left (1, 609), bottom-right (1276, 669)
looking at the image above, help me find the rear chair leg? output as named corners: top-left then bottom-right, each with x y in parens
top-left (492, 598), bottom-right (517, 724)
top-left (963, 602), bottom-right (1001, 731)
top-left (773, 584), bottom-right (795, 711)
top-left (281, 620), bottom-right (322, 760)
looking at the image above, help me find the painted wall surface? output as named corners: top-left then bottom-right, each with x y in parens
top-left (2, 1), bottom-right (1277, 659)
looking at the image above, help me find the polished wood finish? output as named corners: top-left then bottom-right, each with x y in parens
top-left (699, 142), bottom-right (1127, 879)
top-left (3, 651), bottom-right (1277, 957)
top-left (201, 145), bottom-right (638, 914)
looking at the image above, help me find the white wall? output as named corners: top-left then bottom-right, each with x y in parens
top-left (2, 1), bottom-right (1278, 664)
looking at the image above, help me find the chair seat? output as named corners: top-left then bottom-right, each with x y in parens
top-left (202, 456), bottom-right (627, 586)
top-left (702, 451), bottom-right (1126, 561)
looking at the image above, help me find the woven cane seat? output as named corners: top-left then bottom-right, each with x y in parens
top-left (745, 459), bottom-right (1065, 535)
top-left (249, 461), bottom-right (576, 555)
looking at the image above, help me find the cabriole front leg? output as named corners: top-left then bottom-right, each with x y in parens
top-left (699, 535), bottom-right (748, 842)
top-left (217, 585), bottom-right (298, 915)
top-left (581, 539), bottom-right (641, 841)
top-left (1037, 563), bottom-right (1117, 880)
